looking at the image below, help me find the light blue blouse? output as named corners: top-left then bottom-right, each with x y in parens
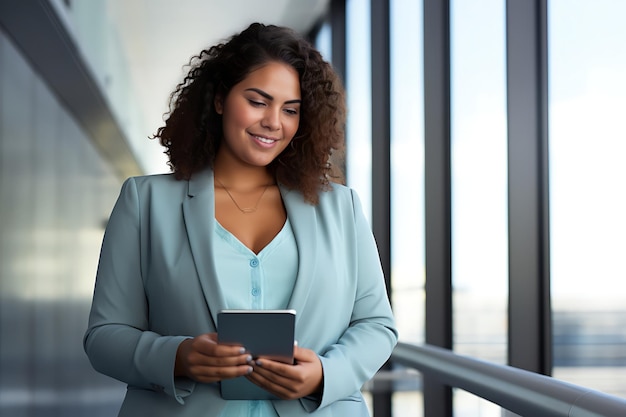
top-left (213, 218), bottom-right (298, 417)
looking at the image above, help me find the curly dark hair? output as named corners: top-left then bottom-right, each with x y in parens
top-left (153, 22), bottom-right (346, 204)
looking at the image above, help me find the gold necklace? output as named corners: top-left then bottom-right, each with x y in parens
top-left (215, 178), bottom-right (271, 214)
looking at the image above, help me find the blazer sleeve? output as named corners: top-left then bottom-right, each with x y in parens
top-left (83, 177), bottom-right (194, 404)
top-left (313, 189), bottom-right (398, 410)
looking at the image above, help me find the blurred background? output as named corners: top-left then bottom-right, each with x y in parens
top-left (1, 0), bottom-right (625, 416)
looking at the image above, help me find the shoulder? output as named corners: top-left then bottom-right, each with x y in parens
top-left (119, 173), bottom-right (187, 200)
top-left (126, 173), bottom-right (178, 187)
top-left (282, 182), bottom-right (363, 209)
top-left (123, 173), bottom-right (182, 190)
top-left (312, 182), bottom-right (366, 219)
top-left (321, 182), bottom-right (360, 206)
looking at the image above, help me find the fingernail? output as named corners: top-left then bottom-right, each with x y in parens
top-left (255, 359), bottom-right (263, 366)
top-left (239, 347), bottom-right (246, 354)
top-left (247, 366), bottom-right (253, 374)
top-left (246, 355), bottom-right (253, 362)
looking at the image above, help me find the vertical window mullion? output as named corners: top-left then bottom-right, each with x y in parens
top-left (423, 0), bottom-right (453, 416)
top-left (505, 0), bottom-right (552, 375)
top-left (371, 0), bottom-right (392, 416)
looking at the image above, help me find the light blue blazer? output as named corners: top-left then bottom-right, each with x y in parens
top-left (84, 169), bottom-right (398, 417)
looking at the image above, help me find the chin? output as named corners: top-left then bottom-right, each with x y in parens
top-left (247, 155), bottom-right (279, 167)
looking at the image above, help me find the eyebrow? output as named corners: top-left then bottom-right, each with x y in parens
top-left (245, 88), bottom-right (301, 104)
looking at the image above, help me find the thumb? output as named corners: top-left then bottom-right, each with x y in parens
top-left (293, 344), bottom-right (317, 363)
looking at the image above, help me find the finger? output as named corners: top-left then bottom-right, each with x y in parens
top-left (186, 344), bottom-right (252, 369)
top-left (252, 349), bottom-right (323, 398)
top-left (253, 358), bottom-right (293, 376)
top-left (195, 334), bottom-right (249, 357)
top-left (195, 353), bottom-right (253, 368)
top-left (250, 359), bottom-right (299, 391)
top-left (194, 363), bottom-right (253, 384)
top-left (189, 342), bottom-right (253, 364)
top-left (246, 367), bottom-right (297, 399)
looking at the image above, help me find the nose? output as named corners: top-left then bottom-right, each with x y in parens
top-left (261, 107), bottom-right (281, 131)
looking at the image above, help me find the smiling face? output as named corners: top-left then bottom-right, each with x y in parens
top-left (214, 61), bottom-right (301, 169)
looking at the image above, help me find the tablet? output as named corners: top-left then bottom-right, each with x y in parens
top-left (217, 309), bottom-right (296, 400)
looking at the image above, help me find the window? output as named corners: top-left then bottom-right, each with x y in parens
top-left (451, 0), bottom-right (508, 413)
top-left (549, 0), bottom-right (626, 398)
top-left (346, 0), bottom-right (372, 220)
top-left (390, 0), bottom-right (425, 414)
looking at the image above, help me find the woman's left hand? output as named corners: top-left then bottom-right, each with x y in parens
top-left (246, 345), bottom-right (323, 400)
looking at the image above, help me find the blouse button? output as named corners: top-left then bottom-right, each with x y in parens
top-left (249, 259), bottom-right (259, 268)
top-left (251, 288), bottom-right (260, 296)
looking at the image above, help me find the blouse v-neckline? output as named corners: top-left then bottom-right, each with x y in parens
top-left (214, 218), bottom-right (290, 257)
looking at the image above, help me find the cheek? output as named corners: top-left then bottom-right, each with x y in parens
top-left (285, 117), bottom-right (300, 139)
top-left (226, 95), bottom-right (255, 121)
top-left (222, 107), bottom-right (252, 135)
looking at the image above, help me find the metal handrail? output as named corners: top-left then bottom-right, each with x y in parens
top-left (391, 342), bottom-right (626, 417)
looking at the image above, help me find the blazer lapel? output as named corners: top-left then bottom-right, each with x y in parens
top-left (280, 186), bottom-right (318, 326)
top-left (182, 169), bottom-right (226, 330)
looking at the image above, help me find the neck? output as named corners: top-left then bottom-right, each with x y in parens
top-left (213, 159), bottom-right (273, 189)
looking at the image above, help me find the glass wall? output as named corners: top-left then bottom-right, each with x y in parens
top-left (390, 0), bottom-right (425, 347)
top-left (48, 0), bottom-right (167, 175)
top-left (549, 0), bottom-right (626, 398)
top-left (346, 0), bottom-right (372, 221)
top-left (341, 0), bottom-right (626, 415)
top-left (390, 0), bottom-right (425, 414)
top-left (450, 0), bottom-right (508, 362)
top-left (0, 29), bottom-right (125, 416)
top-left (450, 0), bottom-right (508, 414)
top-left (314, 21), bottom-right (332, 61)
top-left (346, 0), bottom-right (375, 412)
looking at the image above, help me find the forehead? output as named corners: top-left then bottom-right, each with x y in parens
top-left (235, 61), bottom-right (301, 97)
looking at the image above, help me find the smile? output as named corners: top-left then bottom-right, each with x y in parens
top-left (251, 134), bottom-right (278, 144)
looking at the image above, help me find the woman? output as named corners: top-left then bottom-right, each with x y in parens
top-left (84, 22), bottom-right (397, 416)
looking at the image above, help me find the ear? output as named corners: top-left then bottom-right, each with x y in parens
top-left (214, 95), bottom-right (223, 115)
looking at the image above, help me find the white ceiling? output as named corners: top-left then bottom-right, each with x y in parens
top-left (105, 0), bottom-right (330, 173)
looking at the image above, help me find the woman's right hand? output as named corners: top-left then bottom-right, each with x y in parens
top-left (174, 333), bottom-right (253, 383)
